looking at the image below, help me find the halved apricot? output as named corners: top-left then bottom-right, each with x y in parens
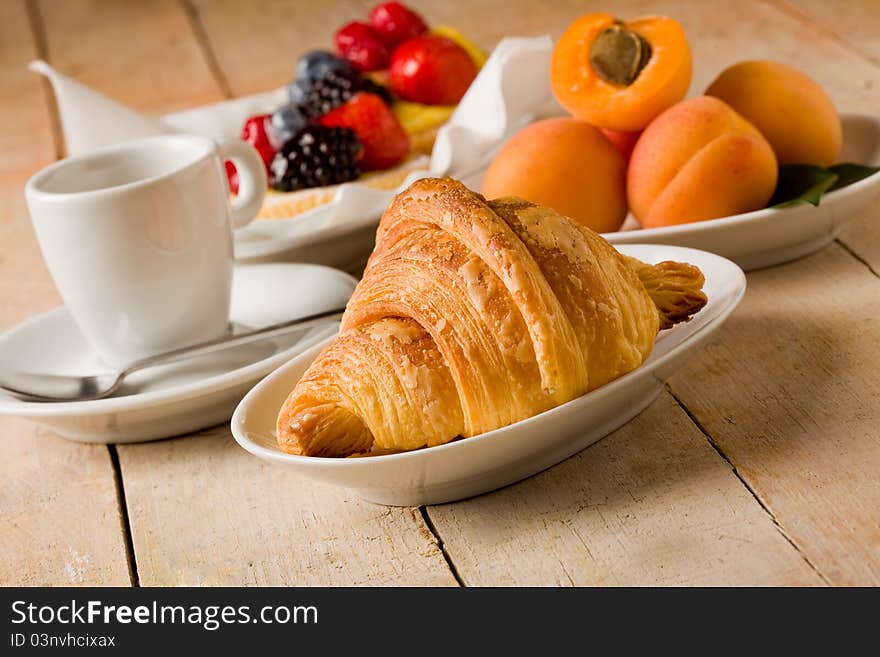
top-left (551, 13), bottom-right (692, 132)
top-left (627, 96), bottom-right (778, 227)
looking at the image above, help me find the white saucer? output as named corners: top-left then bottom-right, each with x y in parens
top-left (231, 244), bottom-right (746, 506)
top-left (0, 263), bottom-right (357, 443)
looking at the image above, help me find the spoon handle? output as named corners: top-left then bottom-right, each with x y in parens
top-left (123, 307), bottom-right (346, 377)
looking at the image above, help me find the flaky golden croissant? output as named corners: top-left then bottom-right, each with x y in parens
top-left (277, 178), bottom-right (707, 457)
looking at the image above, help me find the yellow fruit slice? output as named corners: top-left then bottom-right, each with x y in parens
top-left (394, 101), bottom-right (456, 135)
top-left (431, 25), bottom-right (488, 68)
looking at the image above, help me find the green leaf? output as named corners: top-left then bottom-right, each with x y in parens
top-left (769, 162), bottom-right (879, 209)
top-left (769, 164), bottom-right (838, 208)
top-left (828, 163), bottom-right (880, 190)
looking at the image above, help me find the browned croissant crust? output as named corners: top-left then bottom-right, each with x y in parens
top-left (277, 178), bottom-right (707, 457)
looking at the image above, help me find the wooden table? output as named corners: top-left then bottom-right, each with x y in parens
top-left (2, 0), bottom-right (878, 587)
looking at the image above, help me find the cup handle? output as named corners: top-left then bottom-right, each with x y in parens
top-left (217, 137), bottom-right (267, 229)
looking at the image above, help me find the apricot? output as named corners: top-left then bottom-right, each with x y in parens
top-left (706, 60), bottom-right (842, 166)
top-left (483, 117), bottom-right (627, 233)
top-left (551, 13), bottom-right (692, 132)
top-left (627, 96), bottom-right (778, 227)
top-left (601, 128), bottom-right (640, 163)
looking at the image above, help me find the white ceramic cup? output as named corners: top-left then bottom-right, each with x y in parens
top-left (25, 134), bottom-right (266, 367)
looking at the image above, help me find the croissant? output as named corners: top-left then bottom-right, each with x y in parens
top-left (277, 178), bottom-right (707, 457)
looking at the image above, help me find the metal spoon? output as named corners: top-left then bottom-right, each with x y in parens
top-left (0, 307), bottom-right (345, 402)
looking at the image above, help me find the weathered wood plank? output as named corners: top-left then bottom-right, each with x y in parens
top-left (0, 419), bottom-right (131, 586)
top-left (0, 0), bottom-right (57, 325)
top-left (120, 428), bottom-right (457, 586)
top-left (426, 393), bottom-right (823, 586)
top-left (771, 0), bottom-right (880, 67)
top-left (36, 0), bottom-right (225, 113)
top-left (0, 0), bottom-right (130, 586)
top-left (0, 1), bottom-right (55, 183)
top-left (190, 0), bottom-right (367, 97)
top-left (669, 244), bottom-right (880, 585)
top-left (29, 0), bottom-right (459, 586)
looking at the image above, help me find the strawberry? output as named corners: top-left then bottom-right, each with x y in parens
top-left (318, 92), bottom-right (410, 171)
top-left (368, 2), bottom-right (428, 49)
top-left (389, 35), bottom-right (478, 105)
top-left (240, 113), bottom-right (276, 171)
top-left (335, 21), bottom-right (389, 72)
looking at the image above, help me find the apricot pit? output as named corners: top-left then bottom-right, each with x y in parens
top-left (589, 23), bottom-right (652, 86)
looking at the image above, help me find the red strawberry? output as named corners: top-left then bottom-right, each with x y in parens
top-left (225, 161), bottom-right (239, 195)
top-left (319, 92), bottom-right (410, 171)
top-left (389, 35), bottom-right (477, 105)
top-left (335, 21), bottom-right (389, 72)
top-left (335, 21), bottom-right (375, 52)
top-left (240, 113), bottom-right (275, 171)
top-left (369, 2), bottom-right (428, 49)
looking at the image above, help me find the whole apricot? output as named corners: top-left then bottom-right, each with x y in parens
top-left (483, 118), bottom-right (627, 233)
top-left (627, 96), bottom-right (778, 227)
top-left (551, 13), bottom-right (692, 132)
top-left (706, 60), bottom-right (842, 166)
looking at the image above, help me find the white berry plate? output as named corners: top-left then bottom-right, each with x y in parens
top-left (233, 168), bottom-right (428, 272)
top-left (231, 244), bottom-right (745, 506)
top-left (604, 114), bottom-right (880, 271)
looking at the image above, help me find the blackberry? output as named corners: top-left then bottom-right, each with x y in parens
top-left (269, 126), bottom-right (362, 192)
top-left (289, 69), bottom-right (360, 119)
top-left (358, 78), bottom-right (394, 106)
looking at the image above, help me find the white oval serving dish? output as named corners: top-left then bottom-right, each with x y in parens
top-left (604, 114), bottom-right (880, 270)
top-left (231, 244), bottom-right (746, 506)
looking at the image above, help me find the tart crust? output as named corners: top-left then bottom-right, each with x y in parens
top-left (256, 130), bottom-right (437, 221)
top-left (257, 153), bottom-right (430, 220)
